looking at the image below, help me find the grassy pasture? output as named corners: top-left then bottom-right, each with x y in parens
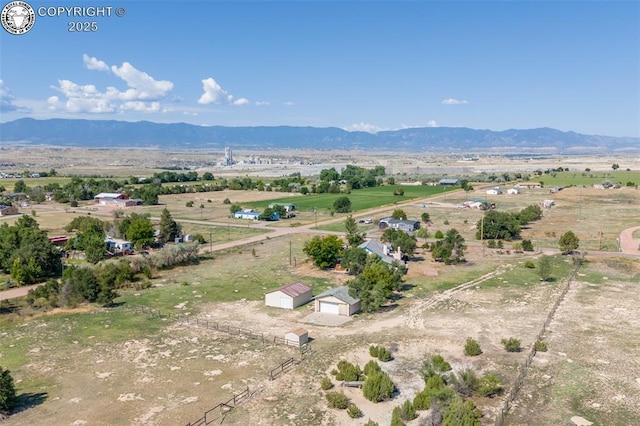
top-left (247, 184), bottom-right (456, 212)
top-left (536, 170), bottom-right (640, 187)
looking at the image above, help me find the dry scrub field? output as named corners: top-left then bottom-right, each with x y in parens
top-left (1, 150), bottom-right (639, 425)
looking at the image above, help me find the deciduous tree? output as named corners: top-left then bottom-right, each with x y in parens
top-left (558, 230), bottom-right (579, 254)
top-left (303, 235), bottom-right (343, 269)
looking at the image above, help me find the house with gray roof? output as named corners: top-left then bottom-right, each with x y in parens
top-left (359, 239), bottom-right (402, 265)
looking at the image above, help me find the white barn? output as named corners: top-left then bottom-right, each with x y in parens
top-left (265, 283), bottom-right (313, 309)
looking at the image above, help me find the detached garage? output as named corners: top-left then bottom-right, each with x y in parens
top-left (314, 286), bottom-right (361, 316)
top-left (265, 282), bottom-right (313, 310)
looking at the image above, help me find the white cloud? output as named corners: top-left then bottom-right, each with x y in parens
top-left (50, 55), bottom-right (174, 114)
top-left (427, 120), bottom-right (438, 127)
top-left (233, 98), bottom-right (249, 106)
top-left (198, 77), bottom-right (249, 106)
top-left (255, 101), bottom-right (270, 106)
top-left (283, 101), bottom-right (295, 106)
top-left (0, 80), bottom-right (18, 112)
top-left (343, 122), bottom-right (384, 133)
top-left (111, 62), bottom-right (173, 101)
top-left (441, 98), bottom-right (468, 105)
top-left (82, 54), bottom-right (109, 72)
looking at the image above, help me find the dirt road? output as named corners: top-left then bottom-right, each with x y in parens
top-left (619, 226), bottom-right (640, 254)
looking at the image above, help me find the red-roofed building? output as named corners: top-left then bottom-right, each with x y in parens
top-left (265, 282), bottom-right (313, 309)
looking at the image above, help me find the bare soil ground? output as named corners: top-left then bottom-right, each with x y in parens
top-left (506, 257), bottom-right (640, 426)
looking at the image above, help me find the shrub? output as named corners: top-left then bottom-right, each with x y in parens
top-left (321, 376), bottom-right (333, 390)
top-left (326, 391), bottom-right (348, 409)
top-left (443, 219), bottom-right (450, 225)
top-left (524, 260), bottom-right (535, 269)
top-left (478, 373), bottom-right (502, 397)
top-left (185, 200), bottom-right (194, 207)
top-left (443, 396), bottom-right (481, 426)
top-left (464, 337), bottom-right (482, 356)
top-left (362, 371), bottom-right (395, 402)
top-left (377, 347), bottom-right (393, 362)
top-left (70, 200), bottom-right (78, 207)
top-left (223, 198), bottom-right (231, 204)
top-left (534, 340), bottom-right (548, 352)
top-left (369, 345), bottom-right (380, 357)
top-left (347, 403), bottom-right (362, 418)
top-left (390, 407), bottom-right (405, 426)
top-left (398, 400), bottom-right (417, 421)
top-left (364, 360), bottom-right (381, 376)
top-left (434, 230), bottom-right (444, 239)
top-left (522, 239), bottom-right (534, 251)
top-left (487, 239), bottom-right (496, 248)
top-left (450, 368), bottom-right (478, 397)
top-left (501, 337), bottom-right (521, 352)
top-left (413, 375), bottom-right (454, 410)
top-left (421, 354), bottom-right (452, 381)
top-left (332, 360), bottom-right (362, 381)
top-left (364, 420), bottom-right (379, 426)
top-left (497, 240), bottom-right (504, 248)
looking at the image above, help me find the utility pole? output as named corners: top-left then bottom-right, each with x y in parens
top-left (209, 229), bottom-right (213, 253)
top-left (579, 185), bottom-right (582, 221)
top-left (314, 207), bottom-right (317, 229)
top-left (481, 215), bottom-right (485, 257)
top-left (289, 240), bottom-right (292, 265)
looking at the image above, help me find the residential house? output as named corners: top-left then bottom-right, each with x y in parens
top-left (0, 205), bottom-right (18, 216)
top-left (378, 217), bottom-right (420, 233)
top-left (439, 178), bottom-right (460, 186)
top-left (507, 188), bottom-right (520, 195)
top-left (314, 286), bottom-right (361, 316)
top-left (234, 209), bottom-right (261, 220)
top-left (265, 282), bottom-right (313, 309)
top-left (486, 187), bottom-right (502, 195)
top-left (268, 203), bottom-right (297, 212)
top-left (359, 239), bottom-right (402, 265)
top-left (94, 192), bottom-right (128, 205)
top-left (515, 182), bottom-right (542, 189)
top-left (105, 236), bottom-right (133, 253)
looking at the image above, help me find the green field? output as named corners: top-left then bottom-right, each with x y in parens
top-left (536, 170), bottom-right (640, 187)
top-left (248, 184), bottom-right (457, 212)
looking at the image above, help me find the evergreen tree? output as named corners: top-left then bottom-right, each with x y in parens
top-left (0, 366), bottom-right (17, 414)
top-left (159, 208), bottom-right (182, 243)
top-left (344, 216), bottom-right (365, 247)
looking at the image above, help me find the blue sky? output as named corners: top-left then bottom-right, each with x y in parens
top-left (1, 1), bottom-right (638, 137)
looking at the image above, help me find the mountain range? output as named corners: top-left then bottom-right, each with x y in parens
top-left (1, 118), bottom-right (637, 154)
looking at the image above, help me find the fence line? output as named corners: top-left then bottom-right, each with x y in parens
top-left (494, 264), bottom-right (580, 426)
top-left (185, 386), bottom-right (255, 426)
top-left (127, 305), bottom-right (311, 351)
top-left (269, 357), bottom-right (296, 381)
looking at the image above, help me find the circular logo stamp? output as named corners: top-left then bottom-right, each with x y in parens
top-left (1, 1), bottom-right (35, 35)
